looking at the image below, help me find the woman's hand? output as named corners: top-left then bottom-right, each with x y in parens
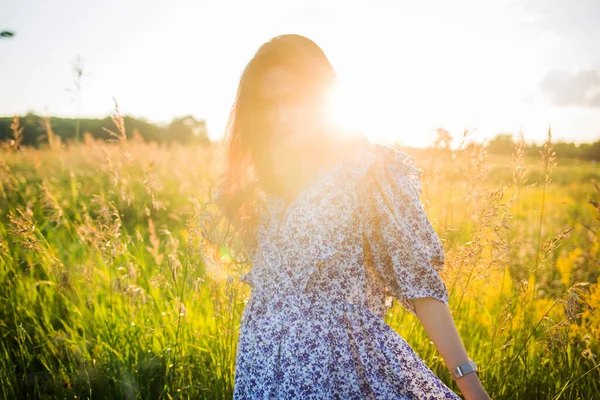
top-left (411, 297), bottom-right (492, 400)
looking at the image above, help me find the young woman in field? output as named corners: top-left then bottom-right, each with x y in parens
top-left (215, 33), bottom-right (491, 400)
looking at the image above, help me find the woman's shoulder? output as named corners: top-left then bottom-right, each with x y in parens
top-left (342, 140), bottom-right (417, 178)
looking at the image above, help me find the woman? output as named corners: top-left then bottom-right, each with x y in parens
top-left (214, 33), bottom-right (491, 400)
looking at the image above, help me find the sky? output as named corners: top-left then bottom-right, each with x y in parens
top-left (1, 0), bottom-right (600, 147)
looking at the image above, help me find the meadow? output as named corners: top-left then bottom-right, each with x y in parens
top-left (0, 113), bottom-right (599, 399)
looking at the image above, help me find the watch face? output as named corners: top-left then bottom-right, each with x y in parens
top-left (468, 361), bottom-right (478, 372)
top-left (451, 360), bottom-right (477, 380)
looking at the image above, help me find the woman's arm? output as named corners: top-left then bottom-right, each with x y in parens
top-left (411, 297), bottom-right (492, 400)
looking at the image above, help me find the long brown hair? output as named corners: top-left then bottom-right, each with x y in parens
top-left (214, 33), bottom-right (361, 252)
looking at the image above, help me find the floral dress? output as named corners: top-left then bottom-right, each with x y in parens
top-left (233, 142), bottom-right (461, 399)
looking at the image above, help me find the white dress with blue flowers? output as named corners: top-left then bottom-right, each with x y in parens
top-left (233, 142), bottom-right (461, 399)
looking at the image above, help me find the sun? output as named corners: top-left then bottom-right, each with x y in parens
top-left (325, 79), bottom-right (371, 140)
top-left (324, 78), bottom-right (402, 145)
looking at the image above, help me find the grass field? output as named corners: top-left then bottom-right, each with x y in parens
top-left (1, 117), bottom-right (599, 399)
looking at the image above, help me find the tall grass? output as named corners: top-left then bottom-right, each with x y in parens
top-left (0, 113), bottom-right (598, 399)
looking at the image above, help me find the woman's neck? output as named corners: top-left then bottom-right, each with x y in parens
top-left (275, 136), bottom-right (367, 198)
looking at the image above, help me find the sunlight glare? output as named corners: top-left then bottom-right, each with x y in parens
top-left (326, 79), bottom-right (371, 139)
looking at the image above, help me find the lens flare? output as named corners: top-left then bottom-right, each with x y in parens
top-left (325, 80), bottom-right (370, 139)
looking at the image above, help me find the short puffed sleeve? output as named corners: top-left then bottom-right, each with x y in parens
top-left (356, 145), bottom-right (449, 317)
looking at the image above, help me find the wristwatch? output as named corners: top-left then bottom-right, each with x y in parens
top-left (449, 359), bottom-right (478, 380)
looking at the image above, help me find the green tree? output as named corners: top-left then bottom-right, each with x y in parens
top-left (488, 133), bottom-right (514, 155)
top-left (166, 115), bottom-right (209, 144)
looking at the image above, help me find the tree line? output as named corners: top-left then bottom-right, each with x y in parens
top-left (0, 113), bottom-right (210, 147)
top-left (487, 132), bottom-right (600, 161)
